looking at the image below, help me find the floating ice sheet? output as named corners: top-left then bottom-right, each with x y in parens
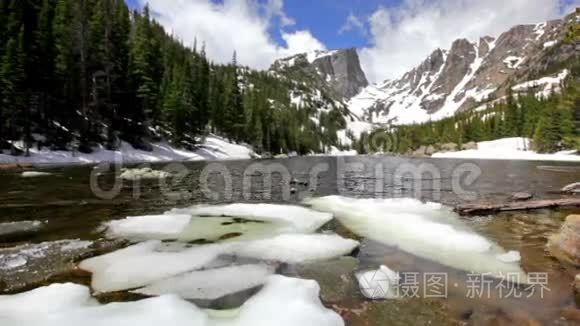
top-left (133, 264), bottom-right (276, 300)
top-left (0, 276), bottom-right (344, 326)
top-left (305, 196), bottom-right (528, 280)
top-left (104, 203), bottom-right (334, 242)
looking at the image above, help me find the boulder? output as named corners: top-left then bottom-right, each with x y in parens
top-left (412, 146), bottom-right (427, 157)
top-left (440, 143), bottom-right (458, 152)
top-left (425, 145), bottom-right (436, 156)
top-left (510, 192), bottom-right (533, 201)
top-left (462, 141), bottom-right (478, 150)
top-left (547, 215), bottom-right (580, 266)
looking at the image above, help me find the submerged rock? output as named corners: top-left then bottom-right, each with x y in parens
top-left (547, 215), bottom-right (580, 266)
top-left (293, 257), bottom-right (358, 303)
top-left (333, 299), bottom-right (459, 326)
top-left (511, 192), bottom-right (533, 201)
top-left (0, 239), bottom-right (124, 293)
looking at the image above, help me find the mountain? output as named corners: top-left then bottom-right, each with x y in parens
top-left (271, 48), bottom-right (369, 100)
top-left (348, 11), bottom-right (579, 127)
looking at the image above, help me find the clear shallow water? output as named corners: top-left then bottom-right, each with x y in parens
top-left (1, 156), bottom-right (580, 325)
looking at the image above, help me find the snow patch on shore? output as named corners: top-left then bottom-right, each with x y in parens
top-left (433, 137), bottom-right (580, 161)
top-left (0, 135), bottom-right (256, 165)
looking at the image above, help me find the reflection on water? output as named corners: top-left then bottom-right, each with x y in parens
top-left (1, 156), bottom-right (580, 325)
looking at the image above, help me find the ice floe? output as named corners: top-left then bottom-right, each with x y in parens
top-left (234, 234), bottom-right (359, 264)
top-left (496, 251), bottom-right (521, 263)
top-left (305, 196), bottom-right (528, 280)
top-left (104, 204), bottom-right (334, 241)
top-left (0, 276), bottom-right (344, 326)
top-left (133, 263), bottom-right (276, 300)
top-left (79, 241), bottom-right (232, 293)
top-left (21, 171), bottom-right (52, 178)
top-left (0, 283), bottom-right (97, 315)
top-left (81, 232), bottom-right (358, 293)
top-left (356, 265), bottom-right (400, 299)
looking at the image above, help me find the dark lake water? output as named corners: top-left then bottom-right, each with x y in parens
top-left (1, 155), bottom-right (580, 325)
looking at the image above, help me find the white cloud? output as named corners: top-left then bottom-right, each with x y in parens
top-left (280, 30), bottom-right (327, 57)
top-left (339, 13), bottom-right (366, 35)
top-left (139, 0), bottom-right (324, 69)
top-left (360, 0), bottom-right (576, 83)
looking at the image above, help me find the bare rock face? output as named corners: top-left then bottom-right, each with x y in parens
top-left (271, 48), bottom-right (368, 100)
top-left (310, 48), bottom-right (369, 99)
top-left (547, 215), bottom-right (580, 266)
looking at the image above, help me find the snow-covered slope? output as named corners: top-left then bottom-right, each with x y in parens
top-left (348, 12), bottom-right (577, 128)
top-left (0, 135), bottom-right (256, 165)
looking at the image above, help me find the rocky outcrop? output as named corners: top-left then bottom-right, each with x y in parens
top-left (547, 215), bottom-right (580, 266)
top-left (271, 48), bottom-right (368, 99)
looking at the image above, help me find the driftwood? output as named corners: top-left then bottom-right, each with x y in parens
top-left (455, 198), bottom-right (580, 216)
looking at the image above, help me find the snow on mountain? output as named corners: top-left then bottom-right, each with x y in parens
top-left (347, 13), bottom-right (577, 129)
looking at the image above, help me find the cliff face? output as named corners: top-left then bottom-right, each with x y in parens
top-left (348, 12), bottom-right (578, 126)
top-left (271, 48), bottom-right (368, 100)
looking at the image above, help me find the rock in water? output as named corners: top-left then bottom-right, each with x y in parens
top-left (547, 215), bottom-right (580, 266)
top-left (511, 192), bottom-right (533, 201)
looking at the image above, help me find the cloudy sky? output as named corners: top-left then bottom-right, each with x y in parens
top-left (127, 0), bottom-right (579, 83)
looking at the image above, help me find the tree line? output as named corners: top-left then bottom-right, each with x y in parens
top-left (0, 0), bottom-right (348, 156)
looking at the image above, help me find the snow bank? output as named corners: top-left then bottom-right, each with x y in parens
top-left (356, 265), bottom-right (400, 299)
top-left (433, 137), bottom-right (580, 161)
top-left (0, 135), bottom-right (256, 165)
top-left (0, 276), bottom-right (344, 326)
top-left (133, 264), bottom-right (276, 300)
top-left (305, 196), bottom-right (528, 280)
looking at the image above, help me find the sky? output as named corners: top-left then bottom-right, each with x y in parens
top-left (126, 0), bottom-right (579, 83)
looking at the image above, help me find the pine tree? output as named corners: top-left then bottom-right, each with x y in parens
top-left (0, 28), bottom-right (26, 153)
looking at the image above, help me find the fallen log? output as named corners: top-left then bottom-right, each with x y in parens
top-left (455, 198), bottom-right (580, 216)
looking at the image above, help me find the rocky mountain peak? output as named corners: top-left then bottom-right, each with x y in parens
top-left (271, 48), bottom-right (368, 99)
top-left (347, 12), bottom-right (575, 127)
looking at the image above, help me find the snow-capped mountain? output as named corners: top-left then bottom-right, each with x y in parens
top-left (349, 11), bottom-right (578, 126)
